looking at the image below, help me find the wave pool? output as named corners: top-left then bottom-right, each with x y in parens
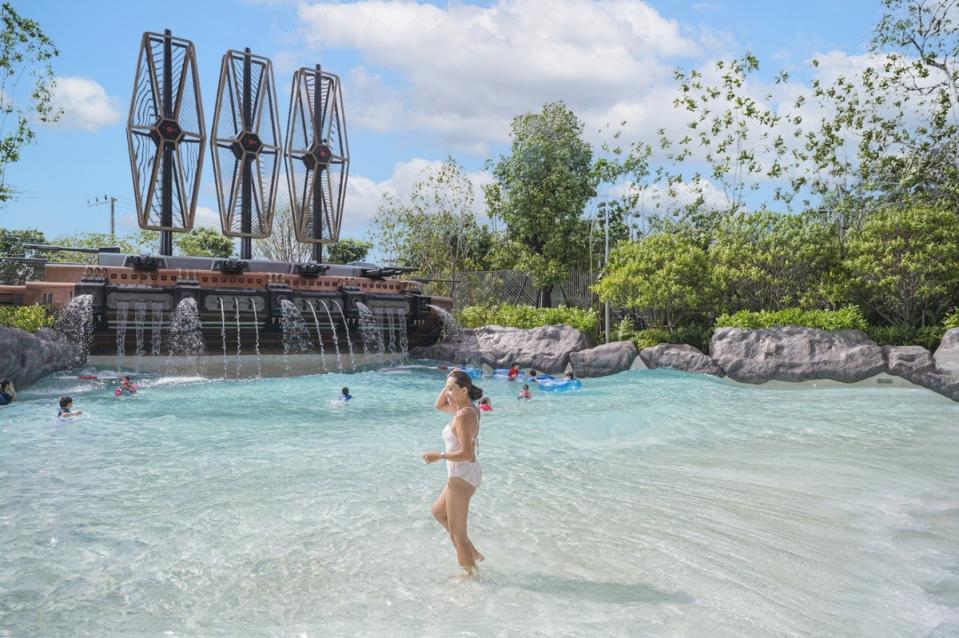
top-left (1, 366), bottom-right (958, 636)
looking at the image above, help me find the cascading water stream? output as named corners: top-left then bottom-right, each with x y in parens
top-left (219, 298), bottom-right (228, 378)
top-left (334, 302), bottom-right (356, 370)
top-left (427, 304), bottom-right (459, 340)
top-left (395, 308), bottom-right (409, 354)
top-left (234, 297), bottom-right (243, 377)
top-left (306, 301), bottom-right (328, 372)
top-left (150, 302), bottom-right (164, 356)
top-left (251, 301), bottom-right (262, 378)
top-left (384, 309), bottom-right (396, 355)
top-left (355, 302), bottom-right (385, 360)
top-left (55, 294), bottom-right (94, 367)
top-left (169, 297), bottom-right (204, 357)
top-left (115, 301), bottom-right (130, 363)
top-left (320, 300), bottom-right (343, 373)
top-left (279, 299), bottom-right (312, 354)
top-left (134, 302), bottom-right (147, 358)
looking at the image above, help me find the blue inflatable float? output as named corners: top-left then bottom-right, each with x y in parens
top-left (538, 378), bottom-right (582, 392)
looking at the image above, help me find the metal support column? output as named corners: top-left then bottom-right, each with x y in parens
top-left (160, 29), bottom-right (174, 256)
top-left (311, 64), bottom-right (323, 264)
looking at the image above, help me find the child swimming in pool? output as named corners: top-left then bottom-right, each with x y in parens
top-left (518, 384), bottom-right (532, 400)
top-left (507, 363), bottom-right (519, 380)
top-left (57, 396), bottom-right (81, 418)
top-left (114, 376), bottom-right (137, 396)
top-left (338, 387), bottom-right (352, 401)
top-left (528, 369), bottom-right (539, 382)
top-left (478, 397), bottom-right (493, 412)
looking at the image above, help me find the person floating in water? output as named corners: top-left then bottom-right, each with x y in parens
top-left (507, 363), bottom-right (520, 381)
top-left (527, 369), bottom-right (539, 382)
top-left (518, 384), bottom-right (532, 400)
top-left (114, 376), bottom-right (137, 397)
top-left (478, 396), bottom-right (493, 412)
top-left (565, 371), bottom-right (577, 381)
top-left (0, 379), bottom-right (16, 405)
top-left (422, 369), bottom-right (484, 577)
top-left (338, 387), bottom-right (352, 401)
top-left (57, 396), bottom-right (81, 418)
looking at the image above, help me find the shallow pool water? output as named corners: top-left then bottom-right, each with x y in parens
top-left (1, 366), bottom-right (958, 637)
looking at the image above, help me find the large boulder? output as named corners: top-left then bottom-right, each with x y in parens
top-left (409, 324), bottom-right (591, 374)
top-left (883, 345), bottom-right (935, 377)
top-left (710, 326), bottom-right (884, 384)
top-left (569, 340), bottom-right (638, 378)
top-left (639, 344), bottom-right (724, 377)
top-left (933, 328), bottom-right (959, 376)
top-left (0, 326), bottom-right (76, 389)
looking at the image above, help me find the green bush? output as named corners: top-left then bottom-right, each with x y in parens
top-left (714, 305), bottom-right (868, 332)
top-left (456, 304), bottom-right (600, 341)
top-left (864, 326), bottom-right (944, 351)
top-left (945, 309), bottom-right (959, 331)
top-left (625, 327), bottom-right (711, 352)
top-left (0, 304), bottom-right (54, 333)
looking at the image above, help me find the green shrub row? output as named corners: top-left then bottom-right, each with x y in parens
top-left (714, 305), bottom-right (868, 332)
top-left (864, 326), bottom-right (945, 351)
top-left (0, 304), bottom-right (54, 333)
top-left (456, 304), bottom-right (600, 341)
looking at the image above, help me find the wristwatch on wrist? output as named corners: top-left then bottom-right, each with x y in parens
top-left (440, 452), bottom-right (446, 460)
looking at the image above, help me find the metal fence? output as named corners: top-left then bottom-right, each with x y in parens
top-left (419, 268), bottom-right (598, 310)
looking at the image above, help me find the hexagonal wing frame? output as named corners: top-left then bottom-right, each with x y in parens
top-left (210, 49), bottom-right (282, 239)
top-left (284, 67), bottom-right (350, 245)
top-left (126, 31), bottom-right (206, 232)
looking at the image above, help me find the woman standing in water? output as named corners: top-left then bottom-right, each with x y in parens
top-left (422, 369), bottom-right (484, 575)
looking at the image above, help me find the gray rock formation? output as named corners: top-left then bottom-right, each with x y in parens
top-left (569, 340), bottom-right (638, 378)
top-left (933, 328), bottom-right (959, 376)
top-left (409, 324), bottom-right (590, 374)
top-left (639, 344), bottom-right (724, 377)
top-left (710, 326), bottom-right (884, 384)
top-left (883, 344), bottom-right (959, 402)
top-left (0, 326), bottom-right (77, 389)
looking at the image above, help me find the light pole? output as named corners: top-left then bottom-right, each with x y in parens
top-left (87, 195), bottom-right (117, 238)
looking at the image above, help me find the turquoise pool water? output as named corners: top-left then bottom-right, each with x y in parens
top-left (1, 366), bottom-right (958, 637)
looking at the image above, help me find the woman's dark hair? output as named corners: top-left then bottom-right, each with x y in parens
top-left (59, 396), bottom-right (72, 408)
top-left (448, 370), bottom-right (483, 402)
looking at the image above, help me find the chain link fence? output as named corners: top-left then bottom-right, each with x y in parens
top-left (418, 268), bottom-right (598, 310)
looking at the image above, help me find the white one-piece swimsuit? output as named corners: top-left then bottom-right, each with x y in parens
top-left (442, 406), bottom-right (481, 489)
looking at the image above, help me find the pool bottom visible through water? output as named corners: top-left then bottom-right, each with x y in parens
top-left (1, 365), bottom-right (958, 637)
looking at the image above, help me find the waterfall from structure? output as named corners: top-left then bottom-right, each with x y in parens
top-left (134, 302), bottom-right (147, 358)
top-left (55, 294), bottom-right (94, 367)
top-left (384, 309), bottom-right (396, 354)
top-left (320, 300), bottom-right (343, 373)
top-left (334, 302), bottom-right (356, 369)
top-left (394, 308), bottom-right (409, 354)
top-left (233, 297), bottom-right (243, 377)
top-left (150, 302), bottom-right (164, 356)
top-left (251, 301), bottom-right (262, 378)
top-left (169, 297), bottom-right (205, 356)
top-left (427, 304), bottom-right (459, 340)
top-left (355, 302), bottom-right (384, 358)
top-left (219, 298), bottom-right (228, 377)
top-left (279, 299), bottom-right (312, 354)
top-left (306, 301), bottom-right (328, 372)
top-left (115, 301), bottom-right (130, 361)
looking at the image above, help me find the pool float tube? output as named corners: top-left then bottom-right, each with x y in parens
top-left (437, 365), bottom-right (484, 379)
top-left (538, 378), bottom-right (582, 392)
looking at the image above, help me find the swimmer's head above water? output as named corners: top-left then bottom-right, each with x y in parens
top-left (446, 369), bottom-right (483, 403)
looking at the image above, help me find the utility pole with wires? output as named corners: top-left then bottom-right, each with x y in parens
top-left (87, 195), bottom-right (118, 238)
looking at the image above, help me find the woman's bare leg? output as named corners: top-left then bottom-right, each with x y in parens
top-left (446, 477), bottom-right (480, 571)
top-left (432, 485), bottom-right (484, 561)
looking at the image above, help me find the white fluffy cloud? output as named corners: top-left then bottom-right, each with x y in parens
top-left (48, 76), bottom-right (122, 132)
top-left (297, 0), bottom-right (706, 149)
top-left (341, 158), bottom-right (492, 237)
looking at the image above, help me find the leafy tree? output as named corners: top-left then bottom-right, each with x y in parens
top-left (0, 227), bottom-right (45, 283)
top-left (373, 157), bottom-right (491, 296)
top-left (49, 232), bottom-right (138, 264)
top-left (593, 234), bottom-right (713, 331)
top-left (326, 238), bottom-right (373, 264)
top-left (485, 101), bottom-right (596, 306)
top-left (844, 206), bottom-right (959, 327)
top-left (176, 227), bottom-right (234, 258)
top-left (709, 211), bottom-right (842, 312)
top-left (0, 3), bottom-right (61, 201)
top-left (254, 205), bottom-right (311, 263)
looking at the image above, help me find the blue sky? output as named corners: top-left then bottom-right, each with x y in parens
top-left (3, 0), bottom-right (882, 246)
